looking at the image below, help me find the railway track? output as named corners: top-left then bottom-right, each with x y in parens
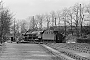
top-left (40, 44), bottom-right (75, 60)
top-left (41, 44), bottom-right (90, 60)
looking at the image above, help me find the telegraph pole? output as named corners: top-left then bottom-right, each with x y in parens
top-left (32, 16), bottom-right (35, 30)
top-left (55, 17), bottom-right (56, 26)
top-left (64, 17), bottom-right (66, 36)
top-left (0, 0), bottom-right (3, 44)
top-left (14, 18), bottom-right (15, 42)
top-left (80, 4), bottom-right (82, 36)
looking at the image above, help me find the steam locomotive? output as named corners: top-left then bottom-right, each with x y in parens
top-left (20, 30), bottom-right (64, 43)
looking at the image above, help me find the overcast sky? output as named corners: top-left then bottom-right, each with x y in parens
top-left (2, 0), bottom-right (90, 20)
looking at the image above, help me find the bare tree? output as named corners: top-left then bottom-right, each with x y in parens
top-left (72, 4), bottom-right (80, 36)
top-left (85, 3), bottom-right (90, 24)
top-left (20, 20), bottom-right (27, 33)
top-left (65, 8), bottom-right (74, 35)
top-left (72, 3), bottom-right (85, 36)
top-left (57, 11), bottom-right (62, 26)
top-left (45, 14), bottom-right (50, 29)
top-left (86, 3), bottom-right (90, 14)
top-left (29, 16), bottom-right (35, 29)
top-left (15, 22), bottom-right (21, 37)
top-left (50, 11), bottom-right (57, 26)
top-left (11, 21), bottom-right (20, 38)
top-left (62, 8), bottom-right (69, 35)
top-left (28, 16), bottom-right (39, 31)
top-left (34, 16), bottom-right (38, 30)
top-left (36, 14), bottom-right (44, 30)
